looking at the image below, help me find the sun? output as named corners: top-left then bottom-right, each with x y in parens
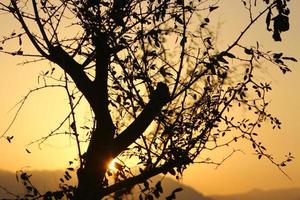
top-left (108, 159), bottom-right (117, 171)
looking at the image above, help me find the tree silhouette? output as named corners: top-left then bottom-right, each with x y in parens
top-left (0, 0), bottom-right (297, 199)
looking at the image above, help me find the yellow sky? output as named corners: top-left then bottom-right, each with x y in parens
top-left (0, 0), bottom-right (299, 196)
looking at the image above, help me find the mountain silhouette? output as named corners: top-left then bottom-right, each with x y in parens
top-left (1, 169), bottom-right (299, 200)
top-left (211, 187), bottom-right (300, 200)
top-left (0, 169), bottom-right (211, 200)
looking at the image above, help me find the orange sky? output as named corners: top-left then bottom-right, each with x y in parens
top-left (0, 0), bottom-right (299, 196)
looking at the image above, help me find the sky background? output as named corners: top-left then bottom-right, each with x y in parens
top-left (0, 0), bottom-right (299, 196)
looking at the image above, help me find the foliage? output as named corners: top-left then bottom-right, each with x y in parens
top-left (0, 0), bottom-right (297, 199)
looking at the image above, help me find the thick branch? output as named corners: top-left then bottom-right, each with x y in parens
top-left (98, 158), bottom-right (191, 199)
top-left (93, 33), bottom-right (111, 116)
top-left (83, 33), bottom-right (114, 174)
top-left (112, 82), bottom-right (170, 157)
top-left (48, 46), bottom-right (95, 107)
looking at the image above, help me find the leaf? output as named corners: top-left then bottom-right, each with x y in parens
top-left (26, 186), bottom-right (33, 191)
top-left (146, 194), bottom-right (153, 200)
top-left (209, 6), bottom-right (219, 12)
top-left (44, 191), bottom-right (53, 198)
top-left (20, 172), bottom-right (29, 181)
top-left (16, 50), bottom-right (23, 55)
top-left (244, 48), bottom-right (253, 55)
top-left (116, 95), bottom-right (121, 102)
top-left (273, 30), bottom-right (282, 41)
top-left (169, 168), bottom-right (176, 175)
top-left (180, 37), bottom-right (187, 46)
top-left (153, 190), bottom-right (160, 198)
top-left (282, 56), bottom-right (297, 62)
top-left (204, 17), bottom-right (210, 23)
top-left (19, 36), bottom-right (22, 46)
top-left (175, 16), bottom-right (184, 24)
top-left (64, 174), bottom-right (70, 181)
top-left (266, 8), bottom-right (272, 31)
top-left (274, 59), bottom-right (284, 65)
top-left (155, 181), bottom-right (163, 193)
top-left (70, 121), bottom-right (76, 131)
top-left (224, 52), bottom-right (236, 58)
top-left (261, 146), bottom-right (266, 151)
top-left (217, 55), bottom-right (228, 64)
top-left (64, 171), bottom-right (72, 180)
top-left (6, 136), bottom-right (14, 143)
top-left (53, 191), bottom-right (64, 199)
top-left (281, 162), bottom-right (286, 167)
top-left (143, 181), bottom-right (149, 189)
top-left (139, 194), bottom-right (143, 200)
top-left (273, 52), bottom-right (283, 59)
top-left (173, 188), bottom-right (183, 193)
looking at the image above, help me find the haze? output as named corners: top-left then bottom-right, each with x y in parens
top-left (0, 0), bottom-right (299, 196)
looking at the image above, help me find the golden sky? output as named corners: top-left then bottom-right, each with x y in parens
top-left (0, 0), bottom-right (299, 196)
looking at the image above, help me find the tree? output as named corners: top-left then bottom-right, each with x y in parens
top-left (0, 0), bottom-right (297, 199)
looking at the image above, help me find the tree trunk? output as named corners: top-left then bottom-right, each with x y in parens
top-left (74, 119), bottom-right (113, 200)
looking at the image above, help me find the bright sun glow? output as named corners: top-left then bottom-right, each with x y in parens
top-left (108, 159), bottom-right (116, 170)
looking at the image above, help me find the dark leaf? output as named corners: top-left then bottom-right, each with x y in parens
top-left (282, 56), bottom-right (297, 62)
top-left (155, 181), bottom-right (163, 193)
top-left (139, 194), bottom-right (143, 200)
top-left (70, 121), bottom-right (76, 131)
top-left (173, 188), bottom-right (183, 193)
top-left (223, 52), bottom-right (236, 58)
top-left (153, 190), bottom-right (160, 198)
top-left (146, 194), bottom-right (153, 200)
top-left (53, 191), bottom-right (64, 199)
top-left (67, 167), bottom-right (74, 171)
top-left (175, 16), bottom-right (184, 24)
top-left (169, 168), bottom-right (176, 175)
top-left (26, 186), bottom-right (33, 191)
top-left (273, 30), bottom-right (282, 41)
top-left (281, 162), bottom-right (286, 167)
top-left (180, 37), bottom-right (187, 46)
top-left (6, 136), bottom-right (13, 143)
top-left (266, 9), bottom-right (272, 31)
top-left (244, 48), bottom-right (253, 55)
top-left (26, 148), bottom-right (31, 154)
top-left (19, 36), bottom-right (22, 45)
top-left (16, 50), bottom-right (23, 55)
top-left (209, 6), bottom-right (219, 12)
top-left (273, 53), bottom-right (283, 59)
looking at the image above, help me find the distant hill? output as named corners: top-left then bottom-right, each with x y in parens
top-left (0, 169), bottom-right (66, 198)
top-left (211, 187), bottom-right (300, 200)
top-left (0, 169), bottom-right (211, 200)
top-left (2, 169), bottom-right (299, 200)
top-left (145, 176), bottom-right (212, 200)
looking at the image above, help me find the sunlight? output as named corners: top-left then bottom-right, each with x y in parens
top-left (108, 159), bottom-right (117, 171)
